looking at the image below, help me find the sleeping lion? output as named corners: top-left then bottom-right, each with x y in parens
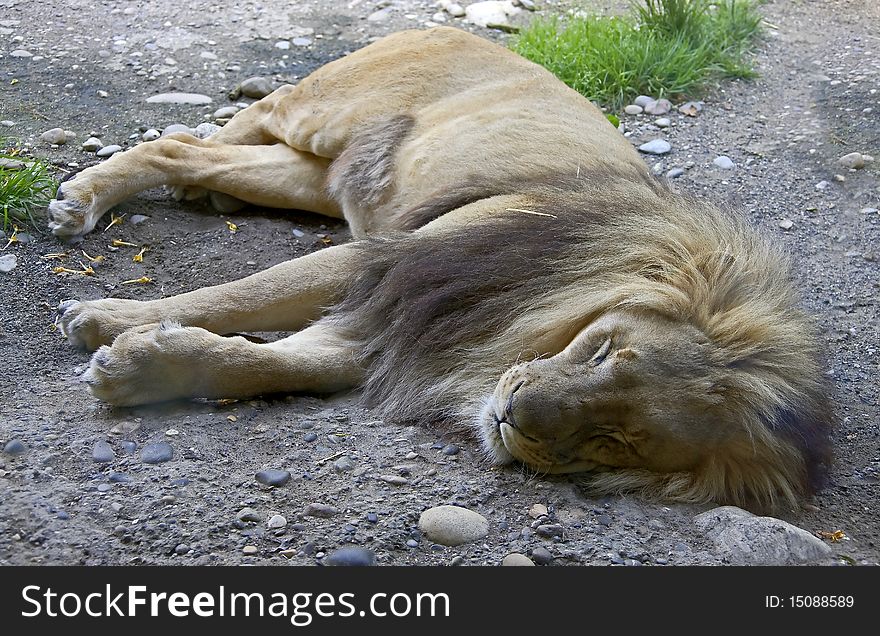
top-left (50, 27), bottom-right (832, 511)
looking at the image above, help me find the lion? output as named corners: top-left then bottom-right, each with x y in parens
top-left (50, 27), bottom-right (832, 512)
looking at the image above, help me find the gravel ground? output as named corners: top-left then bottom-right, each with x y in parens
top-left (0, 0), bottom-right (877, 567)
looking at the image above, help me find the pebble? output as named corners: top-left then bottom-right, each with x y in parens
top-left (274, 40), bottom-right (290, 50)
top-left (174, 544), bottom-right (190, 555)
top-left (292, 37), bottom-right (312, 47)
top-left (501, 553), bottom-right (535, 566)
top-left (655, 117), bottom-right (671, 128)
top-left (40, 128), bottom-right (69, 145)
top-left (678, 101), bottom-right (703, 116)
top-left (837, 152), bottom-right (869, 170)
top-left (108, 472), bottom-right (130, 483)
top-left (213, 106), bottom-right (239, 119)
top-left (323, 547), bottom-right (376, 566)
top-left (596, 514), bottom-right (612, 526)
top-left (242, 545), bottom-right (258, 555)
top-left (0, 158), bottom-right (24, 170)
top-left (531, 547), bottom-right (553, 565)
top-left (239, 77), bottom-right (274, 99)
top-left (129, 214), bottom-right (149, 226)
top-left (142, 129), bottom-right (160, 141)
top-left (96, 145), bottom-right (122, 158)
top-left (120, 441), bottom-right (137, 454)
top-left (10, 49), bottom-right (33, 57)
top-left (713, 155), bottom-right (735, 170)
top-left (528, 503), bottom-right (548, 519)
top-left (634, 95), bottom-right (654, 108)
top-left (406, 539), bottom-right (419, 548)
top-left (255, 469), bottom-right (291, 486)
top-left (333, 455), bottom-right (354, 472)
top-left (441, 444), bottom-right (460, 456)
top-left (624, 104), bottom-right (643, 115)
top-left (3, 439), bottom-right (26, 455)
top-left (140, 441), bottom-right (173, 464)
top-left (444, 2), bottom-right (466, 17)
top-left (194, 122), bottom-right (220, 139)
top-left (145, 92), bottom-right (213, 105)
top-left (161, 124), bottom-right (194, 137)
top-left (82, 137), bottom-right (103, 152)
top-left (536, 523), bottom-right (564, 538)
top-left (378, 475), bottom-right (409, 486)
top-left (1, 120), bottom-right (14, 127)
top-left (267, 514), bottom-right (287, 529)
top-left (91, 440), bottom-right (115, 463)
top-left (303, 503), bottom-right (339, 518)
top-left (303, 432), bottom-right (318, 442)
top-left (418, 505), bottom-right (489, 546)
top-left (666, 167), bottom-right (684, 179)
top-left (644, 98), bottom-right (672, 115)
top-left (862, 208), bottom-right (879, 215)
top-left (96, 484), bottom-right (112, 492)
top-left (0, 254), bottom-right (17, 273)
top-left (236, 507), bottom-right (261, 522)
top-left (638, 139), bottom-right (671, 155)
top-left (778, 219), bottom-right (794, 230)
top-left (366, 513), bottom-right (379, 523)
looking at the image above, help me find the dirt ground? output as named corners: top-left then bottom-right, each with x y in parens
top-left (0, 0), bottom-right (878, 566)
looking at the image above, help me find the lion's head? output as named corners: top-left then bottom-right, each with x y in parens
top-left (332, 173), bottom-right (833, 512)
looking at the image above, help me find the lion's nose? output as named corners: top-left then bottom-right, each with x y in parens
top-left (502, 379), bottom-right (526, 425)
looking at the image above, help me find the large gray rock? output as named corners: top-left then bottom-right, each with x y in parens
top-left (418, 505), bottom-right (489, 546)
top-left (694, 506), bottom-right (832, 565)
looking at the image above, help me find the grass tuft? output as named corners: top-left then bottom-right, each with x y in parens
top-left (1, 138), bottom-right (58, 231)
top-left (511, 0), bottom-right (763, 109)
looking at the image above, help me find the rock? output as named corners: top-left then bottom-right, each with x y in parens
top-left (96, 145), bottom-right (122, 158)
top-left (108, 472), bottom-right (130, 483)
top-left (161, 124), bottom-right (194, 137)
top-left (323, 547), bottom-right (376, 566)
top-left (654, 117), bottom-right (671, 128)
top-left (82, 137), bottom-right (103, 152)
top-left (418, 505), bottom-right (489, 546)
top-left (213, 106), bottom-right (239, 119)
top-left (0, 254), bottom-right (17, 273)
top-left (333, 455), bottom-right (354, 472)
top-left (366, 513), bottom-right (379, 523)
top-left (367, 8), bottom-right (392, 22)
top-left (638, 139), bottom-right (671, 155)
top-left (536, 523), bottom-right (563, 538)
top-left (531, 546), bottom-right (553, 565)
top-left (303, 503), bottom-right (339, 518)
top-left (236, 507), bottom-right (261, 522)
top-left (303, 432), bottom-right (317, 442)
top-left (815, 180), bottom-right (831, 191)
top-left (378, 475), bottom-right (409, 485)
top-left (292, 37), bottom-right (312, 47)
top-left (145, 92), bottom-right (213, 105)
top-left (406, 539), bottom-right (419, 548)
top-left (194, 122), bottom-right (220, 139)
top-left (441, 444), bottom-right (460, 456)
top-left (713, 155), bottom-right (736, 170)
top-left (120, 441), bottom-right (137, 454)
top-left (465, 1), bottom-right (520, 28)
top-left (91, 440), bottom-right (115, 463)
top-left (624, 104), bottom-right (643, 115)
top-left (174, 544), bottom-right (190, 555)
top-left (267, 514), bottom-right (287, 529)
top-left (666, 167), bottom-right (684, 179)
top-left (862, 208), bottom-right (879, 215)
top-left (40, 128), bottom-right (69, 145)
top-left (242, 545), bottom-right (258, 555)
top-left (634, 95), bottom-right (654, 108)
top-left (3, 439), bottom-right (26, 455)
top-left (0, 158), bottom-right (24, 170)
top-left (678, 101), bottom-right (703, 116)
top-left (1, 120), bottom-right (14, 127)
top-left (10, 49), bottom-right (33, 58)
top-left (837, 152), bottom-right (867, 170)
top-left (596, 514), bottom-right (612, 526)
top-left (130, 214), bottom-right (150, 226)
top-left (644, 98), bottom-right (672, 115)
top-left (274, 40), bottom-right (290, 50)
top-left (142, 129), bottom-right (160, 141)
top-left (255, 469), bottom-right (291, 486)
top-left (239, 77), bottom-right (274, 99)
top-left (694, 506), bottom-right (832, 565)
top-left (502, 553), bottom-right (535, 566)
top-left (778, 219), bottom-right (794, 230)
top-left (528, 503), bottom-right (548, 519)
top-left (140, 441), bottom-right (173, 464)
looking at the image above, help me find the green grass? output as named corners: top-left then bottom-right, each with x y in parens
top-left (1, 138), bottom-right (58, 231)
top-left (511, 0), bottom-right (763, 109)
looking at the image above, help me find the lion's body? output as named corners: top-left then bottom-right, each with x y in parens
top-left (52, 27), bottom-right (832, 511)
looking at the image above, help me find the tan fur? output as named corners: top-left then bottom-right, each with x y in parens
top-left (52, 27), bottom-right (832, 511)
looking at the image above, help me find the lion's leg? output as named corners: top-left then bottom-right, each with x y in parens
top-left (58, 242), bottom-right (359, 351)
top-left (47, 132), bottom-right (340, 237)
top-left (82, 321), bottom-right (363, 406)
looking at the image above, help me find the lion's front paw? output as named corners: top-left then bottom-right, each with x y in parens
top-left (58, 297), bottom-right (155, 351)
top-left (81, 322), bottom-right (210, 406)
top-left (47, 180), bottom-right (104, 238)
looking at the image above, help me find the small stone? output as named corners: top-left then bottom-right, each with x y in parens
top-left (528, 503), bottom-right (548, 519)
top-left (713, 155), bottom-right (735, 170)
top-left (10, 49), bottom-right (33, 58)
top-left (142, 129), bottom-right (160, 141)
top-left (108, 472), bottom-right (130, 483)
top-left (140, 441), bottom-right (173, 464)
top-left (778, 219), bottom-right (794, 230)
top-left (303, 503), bottom-right (339, 518)
top-left (596, 514), bottom-right (612, 526)
top-left (655, 117), bottom-right (671, 128)
top-left (418, 505), bottom-right (489, 546)
top-left (0, 254), bottom-right (17, 273)
top-left (274, 40), bottom-right (290, 50)
top-left (96, 90), bottom-right (109, 98)
top-left (378, 475), bottom-right (409, 486)
top-left (531, 547), bottom-right (553, 565)
top-left (406, 539), bottom-right (419, 548)
top-left (255, 469), bottom-right (291, 486)
top-left (624, 104), bottom-right (643, 115)
top-left (678, 101), bottom-right (703, 116)
top-left (96, 145), bottom-right (122, 157)
top-left (666, 167), bottom-right (685, 179)
top-left (323, 547), bottom-right (376, 566)
top-left (634, 95), bottom-right (654, 108)
top-left (15, 232), bottom-right (31, 244)
top-left (91, 440), bottom-right (115, 463)
top-left (303, 432), bottom-right (317, 442)
top-left (0, 158), bottom-right (24, 170)
top-left (131, 214), bottom-right (150, 226)
top-left (242, 545), bottom-right (258, 555)
top-left (194, 122), bottom-right (220, 139)
top-left (644, 98), bottom-right (672, 115)
top-left (837, 152), bottom-right (866, 170)
top-left (3, 439), bottom-right (26, 455)
top-left (236, 507), bottom-right (261, 522)
top-left (445, 3), bottom-right (466, 17)
top-left (441, 444), bottom-right (460, 456)
top-left (146, 92), bottom-right (213, 105)
top-left (82, 137), bottom-right (104, 152)
top-left (97, 484), bottom-right (112, 493)
top-left (815, 180), bottom-right (830, 191)
top-left (164, 428), bottom-right (179, 436)
top-left (333, 456), bottom-right (354, 472)
top-left (213, 106), bottom-right (239, 119)
top-left (174, 544), bottom-right (190, 555)
top-left (239, 77), bottom-right (274, 99)
top-left (862, 208), bottom-right (879, 215)
top-left (161, 495), bottom-right (176, 505)
top-left (161, 124), bottom-right (194, 137)
top-left (0, 121), bottom-right (14, 127)
top-left (40, 128), bottom-right (69, 145)
top-left (57, 511), bottom-right (70, 520)
top-left (268, 514), bottom-right (287, 529)
top-left (502, 553), bottom-right (535, 566)
top-left (366, 513), bottom-right (379, 524)
top-left (638, 139), bottom-right (671, 155)
top-left (292, 37), bottom-right (312, 47)
top-left (120, 441), bottom-right (137, 454)
top-left (536, 523), bottom-right (564, 538)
